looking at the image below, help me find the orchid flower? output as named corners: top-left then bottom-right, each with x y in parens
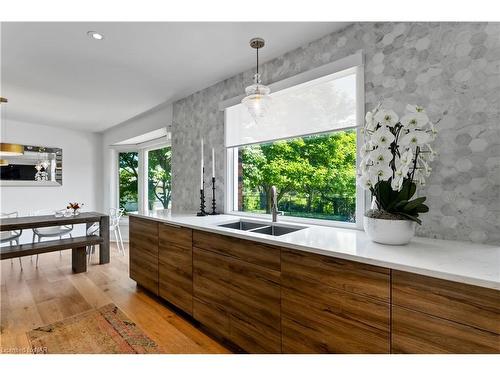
top-left (399, 130), bottom-right (432, 148)
top-left (374, 109), bottom-right (399, 128)
top-left (371, 126), bottom-right (396, 147)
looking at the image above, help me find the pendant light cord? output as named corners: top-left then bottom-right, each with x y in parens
top-left (256, 47), bottom-right (259, 76)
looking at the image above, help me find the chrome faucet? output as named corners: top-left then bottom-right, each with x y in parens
top-left (271, 185), bottom-right (281, 223)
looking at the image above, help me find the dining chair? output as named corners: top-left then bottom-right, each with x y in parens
top-left (1, 212), bottom-right (23, 269)
top-left (110, 208), bottom-right (125, 256)
top-left (32, 209), bottom-right (74, 267)
top-left (86, 222), bottom-right (100, 265)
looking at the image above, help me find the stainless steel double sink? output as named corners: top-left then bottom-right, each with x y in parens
top-left (217, 219), bottom-right (306, 237)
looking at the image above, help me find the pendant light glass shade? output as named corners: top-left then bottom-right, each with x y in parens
top-left (242, 73), bottom-right (271, 121)
top-left (242, 38), bottom-right (271, 121)
top-left (0, 98), bottom-right (24, 157)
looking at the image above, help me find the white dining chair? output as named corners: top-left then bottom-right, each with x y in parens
top-left (110, 208), bottom-right (125, 256)
top-left (1, 212), bottom-right (23, 269)
top-left (32, 209), bottom-right (74, 267)
top-left (86, 222), bottom-right (100, 264)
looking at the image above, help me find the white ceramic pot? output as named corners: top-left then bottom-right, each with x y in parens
top-left (363, 215), bottom-right (416, 245)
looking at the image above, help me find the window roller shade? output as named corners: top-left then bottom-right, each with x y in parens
top-left (225, 67), bottom-right (358, 148)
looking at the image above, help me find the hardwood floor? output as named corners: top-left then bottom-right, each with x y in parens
top-left (0, 243), bottom-right (231, 354)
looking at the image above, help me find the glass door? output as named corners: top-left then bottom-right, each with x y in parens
top-left (118, 151), bottom-right (139, 214)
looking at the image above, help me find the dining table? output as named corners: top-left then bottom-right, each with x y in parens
top-left (0, 211), bottom-right (110, 273)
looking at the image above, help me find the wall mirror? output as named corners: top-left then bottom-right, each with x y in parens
top-left (0, 144), bottom-right (62, 186)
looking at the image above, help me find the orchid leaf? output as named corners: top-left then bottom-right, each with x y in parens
top-left (414, 203), bottom-right (429, 213)
top-left (396, 211), bottom-right (422, 225)
top-left (397, 179), bottom-right (416, 201)
top-left (403, 197), bottom-right (426, 211)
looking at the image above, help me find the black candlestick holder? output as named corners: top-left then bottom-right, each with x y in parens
top-left (196, 187), bottom-right (207, 216)
top-left (209, 177), bottom-right (220, 215)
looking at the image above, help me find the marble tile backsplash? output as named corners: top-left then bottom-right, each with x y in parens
top-left (171, 22), bottom-right (500, 245)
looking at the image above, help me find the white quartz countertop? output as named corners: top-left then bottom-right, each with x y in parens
top-left (130, 212), bottom-right (500, 290)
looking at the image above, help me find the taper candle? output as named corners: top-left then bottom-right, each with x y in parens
top-left (200, 138), bottom-right (204, 189)
top-left (212, 148), bottom-right (215, 178)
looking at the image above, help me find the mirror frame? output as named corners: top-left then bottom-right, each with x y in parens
top-left (0, 145), bottom-right (63, 187)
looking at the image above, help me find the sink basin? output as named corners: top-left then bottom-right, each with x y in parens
top-left (218, 220), bottom-right (267, 231)
top-left (250, 225), bottom-right (303, 236)
top-left (218, 219), bottom-right (305, 237)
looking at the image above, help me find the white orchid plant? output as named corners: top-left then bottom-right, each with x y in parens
top-left (358, 104), bottom-right (438, 224)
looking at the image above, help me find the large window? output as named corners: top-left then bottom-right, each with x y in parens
top-left (225, 61), bottom-right (363, 227)
top-left (238, 130), bottom-right (356, 222)
top-left (147, 146), bottom-right (172, 212)
top-left (118, 151), bottom-right (139, 214)
top-left (116, 141), bottom-right (172, 216)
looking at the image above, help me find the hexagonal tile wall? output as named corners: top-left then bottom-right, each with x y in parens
top-left (172, 22), bottom-right (500, 244)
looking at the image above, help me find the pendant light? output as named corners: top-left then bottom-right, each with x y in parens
top-left (0, 97), bottom-right (24, 166)
top-left (0, 143), bottom-right (24, 156)
top-left (241, 38), bottom-right (271, 121)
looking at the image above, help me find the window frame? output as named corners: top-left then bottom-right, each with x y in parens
top-left (224, 58), bottom-right (366, 229)
top-left (112, 137), bottom-right (171, 218)
top-left (116, 148), bottom-right (140, 216)
top-left (144, 144), bottom-right (173, 213)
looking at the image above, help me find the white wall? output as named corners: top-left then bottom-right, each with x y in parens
top-left (0, 119), bottom-right (103, 216)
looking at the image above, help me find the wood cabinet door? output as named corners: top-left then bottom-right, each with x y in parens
top-left (281, 249), bottom-right (390, 353)
top-left (392, 306), bottom-right (500, 353)
top-left (129, 216), bottom-right (159, 295)
top-left (229, 258), bottom-right (281, 353)
top-left (392, 271), bottom-right (500, 334)
top-left (392, 270), bottom-right (500, 353)
top-left (193, 247), bottom-right (231, 338)
top-left (158, 223), bottom-right (193, 315)
top-left (193, 230), bottom-right (281, 271)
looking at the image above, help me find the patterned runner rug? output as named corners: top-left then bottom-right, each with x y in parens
top-left (27, 303), bottom-right (160, 354)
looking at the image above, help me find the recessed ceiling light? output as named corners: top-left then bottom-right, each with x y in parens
top-left (87, 31), bottom-right (104, 40)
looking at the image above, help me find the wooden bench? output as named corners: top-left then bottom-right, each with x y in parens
top-left (0, 235), bottom-right (104, 273)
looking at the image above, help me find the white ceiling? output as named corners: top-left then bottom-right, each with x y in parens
top-left (1, 22), bottom-right (349, 133)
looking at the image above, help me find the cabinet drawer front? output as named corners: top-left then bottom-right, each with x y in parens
top-left (130, 217), bottom-right (159, 258)
top-left (392, 271), bottom-right (500, 334)
top-left (229, 258), bottom-right (281, 353)
top-left (159, 230), bottom-right (193, 313)
top-left (229, 259), bottom-right (281, 327)
top-left (193, 230), bottom-right (280, 271)
top-left (193, 297), bottom-right (230, 338)
top-left (230, 312), bottom-right (281, 353)
top-left (282, 249), bottom-right (390, 301)
top-left (159, 260), bottom-right (192, 314)
top-left (283, 274), bottom-right (391, 333)
top-left (282, 315), bottom-right (389, 354)
top-left (130, 251), bottom-right (158, 294)
top-left (282, 278), bottom-right (390, 353)
top-left (130, 216), bottom-right (158, 238)
top-left (129, 217), bottom-right (158, 294)
top-left (159, 242), bottom-right (192, 270)
top-left (392, 306), bottom-right (500, 354)
top-left (193, 247), bottom-right (230, 309)
top-left (159, 223), bottom-right (192, 249)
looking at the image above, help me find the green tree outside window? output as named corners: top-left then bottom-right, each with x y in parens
top-left (118, 152), bottom-right (139, 214)
top-left (118, 147), bottom-right (172, 214)
top-left (148, 147), bottom-right (172, 211)
top-left (239, 130), bottom-right (356, 222)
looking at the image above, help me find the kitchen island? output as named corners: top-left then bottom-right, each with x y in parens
top-left (128, 212), bottom-right (500, 354)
